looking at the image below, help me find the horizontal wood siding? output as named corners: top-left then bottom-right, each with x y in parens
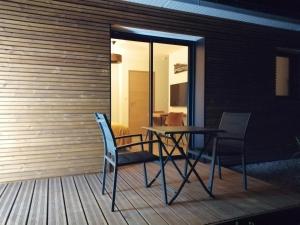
top-left (0, 0), bottom-right (300, 182)
top-left (0, 0), bottom-right (111, 183)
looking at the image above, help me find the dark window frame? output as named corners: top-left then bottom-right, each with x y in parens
top-left (110, 30), bottom-right (197, 126)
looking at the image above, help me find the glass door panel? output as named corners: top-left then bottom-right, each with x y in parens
top-left (111, 39), bottom-right (150, 136)
top-left (153, 43), bottom-right (189, 127)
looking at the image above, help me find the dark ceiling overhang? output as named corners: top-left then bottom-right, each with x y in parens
top-left (177, 0), bottom-right (300, 21)
top-left (124, 0), bottom-right (300, 31)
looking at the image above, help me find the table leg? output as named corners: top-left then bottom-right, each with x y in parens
top-left (169, 135), bottom-right (214, 199)
top-left (158, 140), bottom-right (168, 205)
top-left (164, 134), bottom-right (186, 179)
top-left (147, 133), bottom-right (186, 186)
top-left (168, 146), bottom-right (214, 204)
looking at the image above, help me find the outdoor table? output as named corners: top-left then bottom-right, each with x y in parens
top-left (143, 126), bottom-right (224, 205)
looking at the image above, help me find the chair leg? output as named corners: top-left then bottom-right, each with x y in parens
top-left (111, 166), bottom-right (118, 212)
top-left (145, 130), bottom-right (149, 141)
top-left (242, 152), bottom-right (247, 190)
top-left (217, 156), bottom-right (222, 179)
top-left (184, 157), bottom-right (188, 177)
top-left (109, 164), bottom-right (114, 173)
top-left (208, 138), bottom-right (218, 193)
top-left (102, 157), bottom-right (107, 195)
top-left (184, 134), bottom-right (190, 177)
top-left (143, 162), bottom-right (149, 187)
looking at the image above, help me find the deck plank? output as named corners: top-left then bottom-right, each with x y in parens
top-left (246, 187), bottom-right (300, 211)
top-left (140, 161), bottom-right (288, 223)
top-left (120, 166), bottom-right (192, 225)
top-left (213, 177), bottom-right (274, 215)
top-left (0, 160), bottom-right (298, 225)
top-left (0, 182), bottom-right (21, 225)
top-left (151, 184), bottom-right (221, 225)
top-left (126, 164), bottom-right (220, 225)
top-left (211, 167), bottom-right (284, 215)
top-left (167, 172), bottom-right (248, 220)
top-left (6, 180), bottom-right (35, 225)
top-left (162, 161), bottom-right (266, 220)
top-left (98, 173), bottom-right (149, 225)
top-left (27, 179), bottom-right (48, 225)
top-left (158, 160), bottom-right (298, 222)
top-left (48, 177), bottom-right (67, 225)
top-left (73, 175), bottom-right (107, 225)
top-left (113, 172), bottom-right (169, 225)
top-left (61, 176), bottom-right (88, 225)
top-left (185, 179), bottom-right (251, 220)
top-left (85, 174), bottom-right (128, 225)
top-left (0, 183), bottom-right (7, 197)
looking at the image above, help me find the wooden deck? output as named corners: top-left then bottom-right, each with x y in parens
top-left (0, 160), bottom-right (299, 225)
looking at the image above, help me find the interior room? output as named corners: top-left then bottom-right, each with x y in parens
top-left (111, 38), bottom-right (189, 136)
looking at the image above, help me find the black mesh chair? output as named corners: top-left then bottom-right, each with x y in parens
top-left (95, 113), bottom-right (158, 211)
top-left (188, 112), bottom-right (251, 191)
top-left (293, 136), bottom-right (300, 159)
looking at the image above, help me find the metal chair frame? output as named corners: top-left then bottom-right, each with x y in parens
top-left (95, 112), bottom-right (158, 211)
top-left (187, 112), bottom-right (251, 192)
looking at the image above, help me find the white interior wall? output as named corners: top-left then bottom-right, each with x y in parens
top-left (154, 54), bottom-right (169, 112)
top-left (168, 47), bottom-right (188, 114)
top-left (111, 64), bottom-right (121, 122)
top-left (111, 41), bottom-right (149, 126)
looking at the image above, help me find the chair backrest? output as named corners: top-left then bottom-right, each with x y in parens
top-left (165, 112), bottom-right (184, 126)
top-left (219, 112), bottom-right (251, 140)
top-left (95, 112), bottom-right (117, 156)
top-left (296, 136), bottom-right (300, 150)
top-left (153, 111), bottom-right (165, 126)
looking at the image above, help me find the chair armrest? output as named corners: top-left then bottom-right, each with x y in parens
top-left (115, 134), bottom-right (142, 139)
top-left (116, 140), bottom-right (159, 150)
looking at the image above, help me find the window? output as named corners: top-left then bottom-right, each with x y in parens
top-left (275, 56), bottom-right (290, 96)
top-left (275, 52), bottom-right (300, 97)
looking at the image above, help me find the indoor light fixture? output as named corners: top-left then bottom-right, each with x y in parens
top-left (111, 40), bottom-right (122, 64)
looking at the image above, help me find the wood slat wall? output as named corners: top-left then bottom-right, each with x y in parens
top-left (0, 0), bottom-right (111, 183)
top-left (1, 0), bottom-right (300, 182)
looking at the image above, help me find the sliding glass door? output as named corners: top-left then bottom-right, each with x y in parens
top-left (153, 43), bottom-right (189, 127)
top-left (110, 38), bottom-right (190, 138)
top-left (111, 39), bottom-right (150, 135)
